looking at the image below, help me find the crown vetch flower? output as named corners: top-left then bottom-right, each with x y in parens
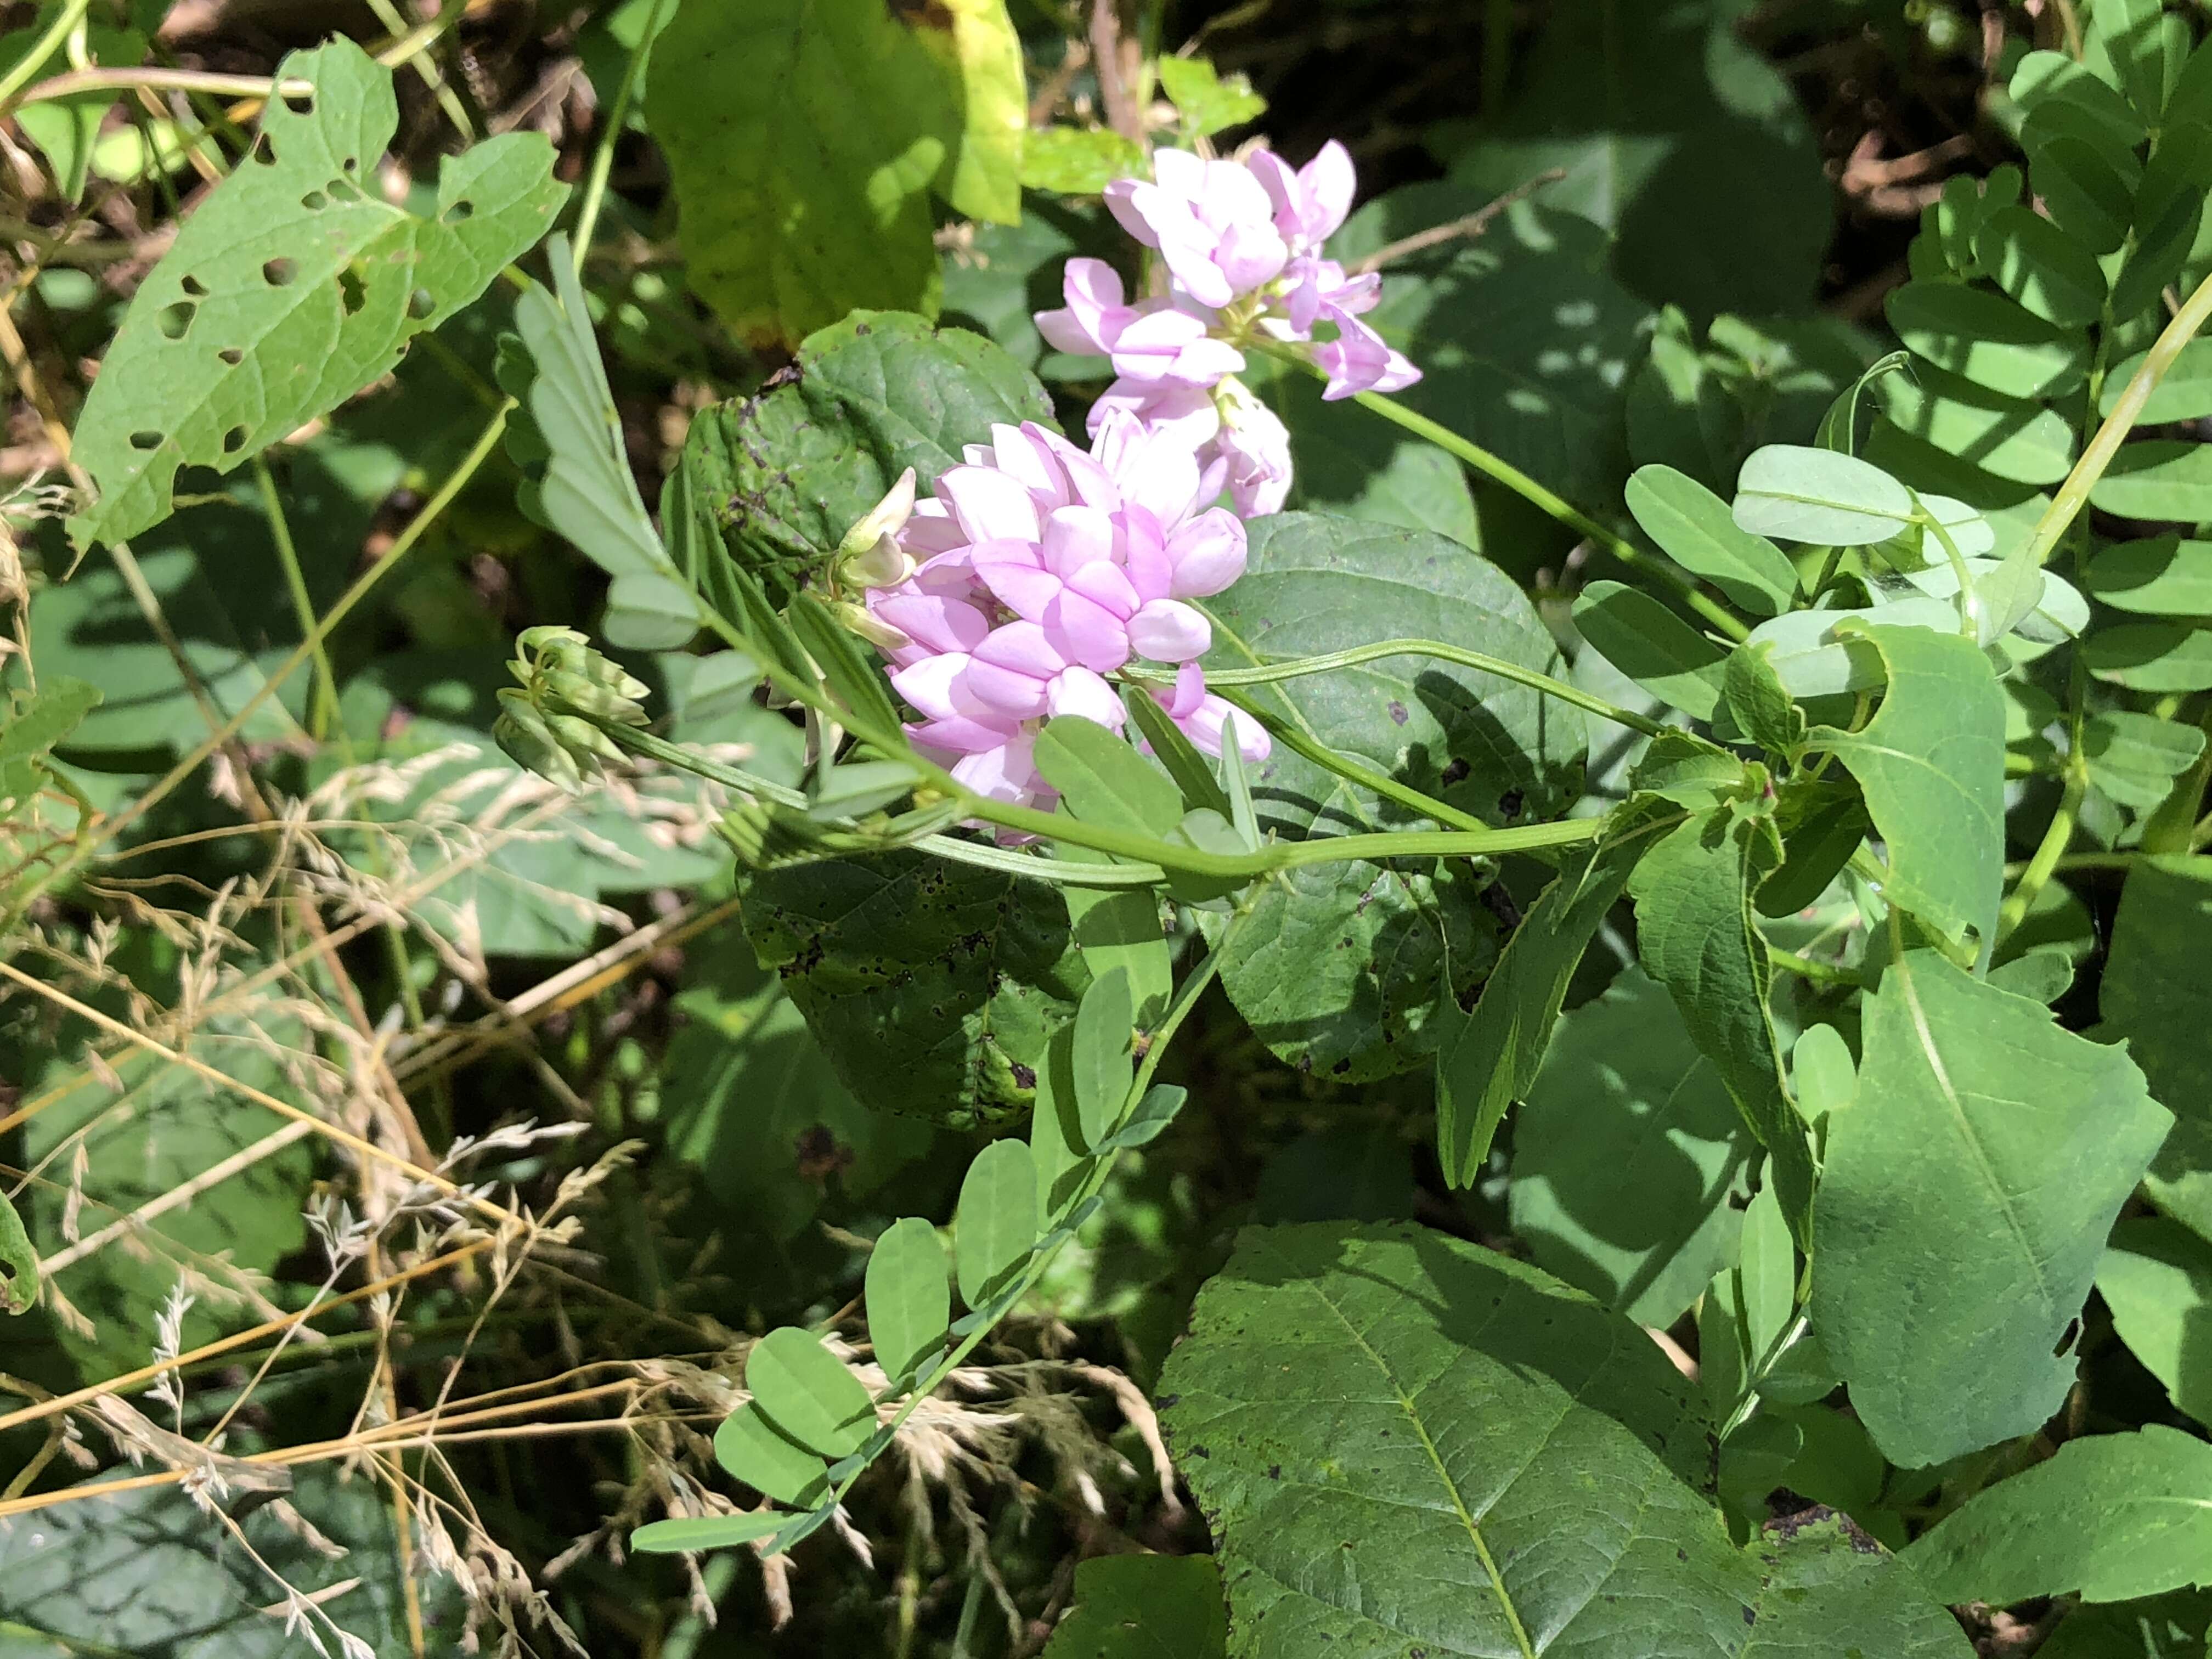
top-left (854, 414), bottom-right (1269, 817)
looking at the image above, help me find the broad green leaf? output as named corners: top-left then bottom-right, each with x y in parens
top-left (1627, 309), bottom-right (1869, 490)
top-left (1572, 580), bottom-right (1728, 719)
top-left (1062, 883), bottom-right (1173, 1026)
top-left (2012, 46), bottom-right (2149, 150)
top-left (746, 1326), bottom-right (878, 1457)
top-left (2092, 442), bottom-right (2212, 523)
top-left (1159, 1223), bottom-right (1973, 1658)
top-left (1437, 809), bottom-right (1677, 1185)
top-left (714, 1403), bottom-right (831, 1507)
top-left (956, 1137), bottom-right (1040, 1307)
top-left (1877, 362), bottom-right (2077, 487)
top-left (646, 0), bottom-right (1023, 346)
top-left (1042, 1554), bottom-right (1229, 1659)
top-left (1723, 641), bottom-right (1807, 756)
top-left (1973, 205), bottom-right (2109, 327)
top-left (662, 935), bottom-right (930, 1243)
top-left (866, 1217), bottom-right (952, 1387)
top-left (69, 38), bottom-right (564, 552)
top-left (1100, 1083), bottom-right (1188, 1152)
top-left (2102, 339), bottom-right (2212, 424)
top-left (1507, 965), bottom-right (1752, 1326)
top-left (1069, 967), bottom-right (1135, 1148)
top-left (1626, 465), bottom-right (1799, 616)
top-left (2081, 538), bottom-right (2212, 613)
top-left (1805, 625), bottom-right (2006, 946)
top-left (632, 1513), bottom-right (786, 1554)
top-left (1258, 366), bottom-right (1481, 543)
top-left (0, 1189), bottom-right (36, 1316)
top-left (1432, 2), bottom-right (1829, 316)
top-left (1200, 513), bottom-right (1574, 1080)
top-left (1885, 281), bottom-right (2092, 400)
top-left (2036, 1590), bottom-right (2212, 1659)
top-left (744, 850), bottom-right (1081, 1127)
top-left (1324, 190), bottom-right (1652, 509)
top-left (502, 248), bottom-right (695, 648)
top-left (0, 675), bottom-right (100, 768)
top-left (2085, 624), bottom-right (2212, 692)
top-left (1908, 1428), bottom-right (2212, 1604)
top-left (1733, 444), bottom-right (1916, 545)
top-left (2080, 0), bottom-right (2171, 120)
top-left (1035, 716), bottom-right (1186, 851)
top-left (1018, 126), bottom-right (1147, 194)
top-left (1629, 810), bottom-right (1817, 1244)
top-left (2101, 858), bottom-right (2212, 1234)
top-left (1737, 1177), bottom-right (1796, 1376)
top-left (2097, 1217), bottom-right (2212, 1427)
top-left (1758, 782), bottom-right (1870, 919)
top-left (1156, 55), bottom-right (1266, 137)
top-left (2083, 712), bottom-right (2207, 811)
top-left (682, 311), bottom-right (1051, 604)
top-left (1815, 950), bottom-right (2171, 1466)
top-left (2029, 128), bottom-right (2141, 256)
top-left (22, 1020), bottom-right (313, 1375)
top-left (0, 1464), bottom-right (461, 1656)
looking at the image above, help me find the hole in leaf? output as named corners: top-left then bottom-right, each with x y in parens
top-left (2053, 1317), bottom-right (2082, 1358)
top-left (156, 301), bottom-right (196, 340)
top-left (222, 424), bottom-right (249, 454)
top-left (342, 155), bottom-right (358, 172)
top-left (441, 199), bottom-right (474, 224)
top-left (252, 134), bottom-right (276, 165)
top-left (180, 274), bottom-right (208, 297)
top-left (407, 287), bottom-right (436, 320)
top-left (262, 258), bottom-right (297, 287)
top-left (328, 177), bottom-right (359, 202)
top-left (281, 89), bottom-right (313, 116)
top-left (301, 189), bottom-right (327, 211)
top-left (128, 430), bottom-right (162, 450)
top-left (218, 347), bottom-right (244, 365)
top-left (338, 265), bottom-right (368, 317)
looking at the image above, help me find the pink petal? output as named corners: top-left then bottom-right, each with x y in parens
top-left (909, 713), bottom-right (1023, 757)
top-left (871, 593), bottom-right (991, 655)
top-left (952, 731), bottom-right (1046, 805)
top-left (972, 619), bottom-right (1068, 679)
top-left (1040, 505), bottom-right (1115, 578)
top-left (1127, 599), bottom-right (1212, 663)
top-left (1087, 381), bottom-right (1221, 451)
top-left (1045, 588), bottom-right (1133, 674)
top-left (899, 498), bottom-right (969, 558)
top-left (1180, 696), bottom-right (1271, 761)
top-left (1155, 661), bottom-right (1206, 719)
top-left (1165, 509), bottom-right (1249, 597)
top-left (937, 465), bottom-right (1041, 544)
top-left (1215, 220), bottom-right (1289, 293)
top-left (974, 558), bottom-right (1063, 624)
top-left (1064, 556), bottom-right (1141, 619)
top-left (1120, 505), bottom-right (1173, 603)
top-left (1034, 258), bottom-right (1129, 356)
top-left (1103, 178), bottom-right (1160, 248)
top-left (891, 653), bottom-right (977, 723)
top-left (1046, 666), bottom-right (1127, 729)
top-left (1299, 141), bottom-right (1356, 244)
top-left (1245, 149), bottom-right (1301, 230)
top-left (963, 659), bottom-right (1053, 719)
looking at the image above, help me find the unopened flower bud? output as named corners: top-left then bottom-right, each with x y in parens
top-left (835, 598), bottom-right (912, 653)
top-left (838, 468), bottom-right (917, 557)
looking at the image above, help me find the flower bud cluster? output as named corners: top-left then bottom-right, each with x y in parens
top-left (494, 625), bottom-right (650, 792)
top-left (852, 413), bottom-right (1272, 815)
top-left (1035, 141), bottom-right (1418, 516)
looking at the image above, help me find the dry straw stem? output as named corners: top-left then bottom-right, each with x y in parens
top-left (0, 958), bottom-right (520, 1230)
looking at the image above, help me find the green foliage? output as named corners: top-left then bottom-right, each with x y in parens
top-left (2097, 1217), bottom-right (2212, 1427)
top-left (1908, 1428), bottom-right (2212, 1605)
top-left (1042, 1554), bottom-right (1228, 1659)
top-left (1159, 1223), bottom-right (1970, 1656)
top-left (1814, 951), bottom-right (2170, 1466)
top-left (647, 0), bottom-right (1024, 346)
top-left (1200, 513), bottom-right (1572, 1079)
top-left (69, 38), bottom-right (563, 553)
top-left (743, 850), bottom-right (1081, 1127)
top-left (681, 309), bottom-right (1052, 603)
top-left (1506, 964), bottom-right (1751, 1325)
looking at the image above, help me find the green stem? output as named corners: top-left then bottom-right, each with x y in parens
top-left (254, 457), bottom-right (341, 745)
top-left (1999, 765), bottom-right (2086, 939)
top-left (1251, 340), bottom-right (1751, 641)
top-left (1187, 636), bottom-right (1674, 738)
top-left (0, 0), bottom-right (91, 112)
top-left (569, 0), bottom-right (676, 271)
top-left (0, 404), bottom-right (515, 928)
top-left (1211, 689), bottom-right (1498, 833)
top-left (794, 897), bottom-right (1255, 1552)
top-left (2025, 267), bottom-right (2212, 569)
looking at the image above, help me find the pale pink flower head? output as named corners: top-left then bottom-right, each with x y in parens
top-left (1206, 380), bottom-right (1293, 516)
top-left (857, 413), bottom-right (1260, 818)
top-left (1105, 150), bottom-right (1290, 310)
top-left (1036, 258), bottom-right (1244, 390)
top-left (1151, 663), bottom-right (1271, 763)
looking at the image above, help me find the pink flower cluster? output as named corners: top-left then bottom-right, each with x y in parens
top-left (857, 416), bottom-right (1271, 814)
top-left (1035, 141), bottom-right (1418, 517)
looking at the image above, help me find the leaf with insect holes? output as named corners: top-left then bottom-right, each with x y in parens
top-left (67, 37), bottom-right (565, 553)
